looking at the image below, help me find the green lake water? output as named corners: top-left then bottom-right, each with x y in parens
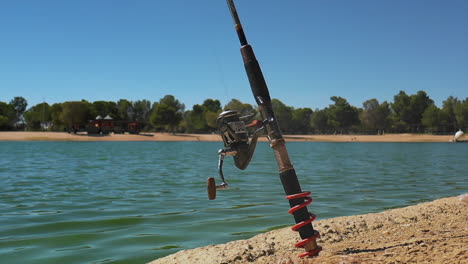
top-left (0, 141), bottom-right (466, 263)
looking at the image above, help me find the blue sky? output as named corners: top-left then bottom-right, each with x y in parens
top-left (0, 0), bottom-right (467, 110)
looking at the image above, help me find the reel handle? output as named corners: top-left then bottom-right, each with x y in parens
top-left (207, 177), bottom-right (228, 200)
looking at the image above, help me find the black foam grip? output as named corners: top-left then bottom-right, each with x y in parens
top-left (240, 45), bottom-right (271, 105)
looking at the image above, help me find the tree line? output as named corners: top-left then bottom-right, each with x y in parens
top-left (1, 90), bottom-right (467, 135)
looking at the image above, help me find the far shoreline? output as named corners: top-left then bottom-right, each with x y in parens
top-left (0, 131), bottom-right (460, 142)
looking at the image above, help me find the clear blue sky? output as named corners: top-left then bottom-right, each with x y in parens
top-left (1, 0), bottom-right (467, 110)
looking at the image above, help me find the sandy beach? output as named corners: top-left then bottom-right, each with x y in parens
top-left (0, 131), bottom-right (459, 142)
top-left (149, 195), bottom-right (467, 264)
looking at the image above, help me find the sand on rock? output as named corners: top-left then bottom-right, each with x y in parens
top-left (149, 195), bottom-right (467, 264)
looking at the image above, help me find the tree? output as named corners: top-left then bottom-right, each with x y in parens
top-left (116, 99), bottom-right (133, 121)
top-left (290, 107), bottom-right (313, 134)
top-left (391, 90), bottom-right (433, 132)
top-left (454, 98), bottom-right (468, 129)
top-left (92, 101), bottom-right (117, 119)
top-left (224, 99), bottom-right (256, 117)
top-left (361, 99), bottom-right (391, 134)
top-left (202, 99), bottom-right (222, 131)
top-left (422, 105), bottom-right (448, 134)
top-left (183, 99), bottom-right (222, 133)
top-left (160, 95), bottom-right (185, 112)
top-left (24, 102), bottom-right (51, 131)
top-left (50, 103), bottom-right (64, 131)
top-left (310, 109), bottom-right (330, 134)
top-left (271, 99), bottom-right (294, 133)
top-left (60, 101), bottom-right (91, 128)
top-left (0, 101), bottom-right (14, 130)
top-left (327, 96), bottom-right (360, 133)
top-left (185, 104), bottom-right (207, 132)
top-left (0, 115), bottom-right (8, 130)
top-left (376, 102), bottom-right (391, 133)
top-left (133, 100), bottom-right (152, 123)
top-left (442, 96), bottom-right (459, 132)
top-left (391, 90), bottom-right (412, 132)
top-left (408, 91), bottom-right (434, 130)
top-left (150, 95), bottom-right (184, 133)
top-left (150, 104), bottom-right (181, 132)
top-left (9, 96), bottom-right (28, 128)
top-left (202, 99), bottom-right (221, 113)
top-left (205, 111), bottom-right (220, 130)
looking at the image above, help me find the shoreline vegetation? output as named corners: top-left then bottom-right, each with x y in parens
top-left (149, 195), bottom-right (467, 264)
top-left (0, 131), bottom-right (462, 142)
top-left (2, 93), bottom-right (468, 138)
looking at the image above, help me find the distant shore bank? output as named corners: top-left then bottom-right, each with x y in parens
top-left (0, 131), bottom-right (458, 142)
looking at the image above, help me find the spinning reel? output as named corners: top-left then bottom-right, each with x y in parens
top-left (207, 110), bottom-right (264, 200)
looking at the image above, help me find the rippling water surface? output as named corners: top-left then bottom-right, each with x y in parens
top-left (0, 141), bottom-right (466, 263)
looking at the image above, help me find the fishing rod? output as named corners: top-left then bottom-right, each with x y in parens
top-left (206, 0), bottom-right (322, 258)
